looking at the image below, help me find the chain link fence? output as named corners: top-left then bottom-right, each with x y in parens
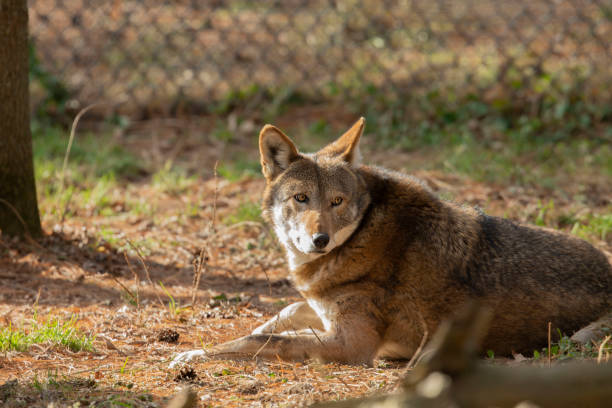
top-left (29, 0), bottom-right (612, 116)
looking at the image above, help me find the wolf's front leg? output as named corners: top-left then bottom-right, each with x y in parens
top-left (169, 349), bottom-right (207, 368)
top-left (251, 301), bottom-right (323, 334)
top-left (170, 301), bottom-right (323, 368)
top-left (210, 311), bottom-right (382, 365)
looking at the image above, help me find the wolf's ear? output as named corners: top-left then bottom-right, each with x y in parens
top-left (320, 117), bottom-right (365, 166)
top-left (259, 125), bottom-right (300, 180)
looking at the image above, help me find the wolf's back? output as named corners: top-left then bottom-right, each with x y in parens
top-left (453, 214), bottom-right (611, 353)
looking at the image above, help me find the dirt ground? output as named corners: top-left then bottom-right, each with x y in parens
top-left (1, 116), bottom-right (611, 407)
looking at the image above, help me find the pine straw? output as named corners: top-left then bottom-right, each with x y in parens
top-left (0, 171), bottom-right (610, 407)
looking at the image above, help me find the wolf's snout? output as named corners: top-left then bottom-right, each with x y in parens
top-left (312, 233), bottom-right (330, 249)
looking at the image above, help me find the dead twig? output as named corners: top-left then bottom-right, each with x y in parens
top-left (252, 334), bottom-right (274, 359)
top-left (548, 321), bottom-right (552, 367)
top-left (255, 257), bottom-right (272, 296)
top-left (597, 335), bottom-right (611, 364)
top-left (191, 246), bottom-right (208, 307)
top-left (123, 252), bottom-right (140, 309)
top-left (125, 238), bottom-right (165, 308)
top-left (110, 275), bottom-right (138, 307)
top-left (0, 198), bottom-right (45, 250)
top-left (210, 160), bottom-right (219, 234)
top-left (309, 326), bottom-right (351, 391)
top-left (406, 313), bottom-right (429, 371)
top-left (58, 103), bottom-right (102, 226)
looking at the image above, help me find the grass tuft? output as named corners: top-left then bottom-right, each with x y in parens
top-left (151, 161), bottom-right (196, 196)
top-left (223, 201), bottom-right (263, 225)
top-left (0, 314), bottom-right (95, 353)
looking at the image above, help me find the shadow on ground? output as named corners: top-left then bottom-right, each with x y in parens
top-left (0, 231), bottom-right (296, 309)
top-left (0, 377), bottom-right (168, 408)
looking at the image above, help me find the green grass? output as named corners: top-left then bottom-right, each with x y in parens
top-left (151, 161), bottom-right (197, 196)
top-left (0, 314), bottom-right (95, 353)
top-left (32, 121), bottom-right (143, 182)
top-left (223, 201), bottom-right (263, 224)
top-left (95, 229), bottom-right (156, 257)
top-left (572, 213), bottom-right (612, 242)
top-left (243, 89), bottom-right (610, 191)
top-left (217, 159), bottom-right (261, 181)
top-left (532, 329), bottom-right (611, 361)
top-left (526, 200), bottom-right (611, 243)
top-left (350, 91), bottom-right (611, 188)
top-left (32, 122), bottom-right (145, 222)
top-left (158, 282), bottom-right (188, 318)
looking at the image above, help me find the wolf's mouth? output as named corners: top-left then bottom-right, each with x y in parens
top-left (310, 250), bottom-right (327, 254)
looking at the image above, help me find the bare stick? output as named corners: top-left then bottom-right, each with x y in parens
top-left (125, 238), bottom-right (164, 308)
top-left (210, 160), bottom-right (219, 234)
top-left (57, 103), bottom-right (101, 225)
top-left (191, 246), bottom-right (208, 307)
top-left (0, 198), bottom-right (46, 250)
top-left (406, 327), bottom-right (429, 370)
top-left (190, 160), bottom-right (219, 306)
top-left (548, 321), bottom-right (552, 367)
top-left (255, 258), bottom-right (272, 296)
top-left (597, 335), bottom-right (611, 365)
top-left (0, 198), bottom-right (28, 233)
top-left (123, 252), bottom-right (140, 309)
top-left (308, 326), bottom-right (351, 391)
top-left (252, 334), bottom-right (274, 359)
top-left (309, 326), bottom-right (325, 346)
top-left (111, 275), bottom-right (137, 306)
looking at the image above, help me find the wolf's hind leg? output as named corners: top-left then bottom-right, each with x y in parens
top-left (571, 311), bottom-right (612, 345)
top-left (251, 301), bottom-right (323, 335)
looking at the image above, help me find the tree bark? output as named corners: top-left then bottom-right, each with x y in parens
top-left (0, 0), bottom-right (42, 237)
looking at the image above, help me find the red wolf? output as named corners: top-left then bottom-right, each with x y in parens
top-left (171, 118), bottom-right (611, 367)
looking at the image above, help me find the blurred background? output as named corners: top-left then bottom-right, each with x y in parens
top-left (30, 0), bottom-right (611, 116)
top-left (27, 0), bottom-right (611, 238)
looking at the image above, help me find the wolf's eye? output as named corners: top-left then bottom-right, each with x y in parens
top-left (331, 197), bottom-right (343, 206)
top-left (294, 194), bottom-right (308, 203)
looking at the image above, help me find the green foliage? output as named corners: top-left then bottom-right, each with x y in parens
top-left (213, 84), bottom-right (262, 115)
top-left (355, 94), bottom-right (611, 187)
top-left (152, 161), bottom-right (196, 196)
top-left (213, 368), bottom-right (235, 377)
top-left (532, 329), bottom-right (610, 361)
top-left (29, 40), bottom-right (70, 120)
top-left (572, 213), bottom-right (612, 242)
top-left (120, 357), bottom-right (129, 375)
top-left (217, 159), bottom-right (261, 181)
top-left (535, 200), bottom-right (555, 227)
top-left (0, 314), bottom-right (94, 353)
top-left (32, 123), bottom-right (143, 182)
top-left (223, 201), bottom-right (263, 224)
top-left (158, 282), bottom-right (188, 318)
top-left (210, 121), bottom-right (234, 142)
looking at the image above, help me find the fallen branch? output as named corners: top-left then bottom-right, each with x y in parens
top-left (315, 303), bottom-right (612, 408)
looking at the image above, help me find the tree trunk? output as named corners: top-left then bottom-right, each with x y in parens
top-left (0, 0), bottom-right (42, 237)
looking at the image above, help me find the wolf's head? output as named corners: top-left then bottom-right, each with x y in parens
top-left (259, 118), bottom-right (371, 270)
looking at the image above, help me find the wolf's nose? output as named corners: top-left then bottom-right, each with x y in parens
top-left (313, 233), bottom-right (330, 249)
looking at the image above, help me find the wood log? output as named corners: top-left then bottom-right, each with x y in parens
top-left (315, 303), bottom-right (612, 407)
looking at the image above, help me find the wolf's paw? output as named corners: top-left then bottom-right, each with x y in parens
top-left (169, 349), bottom-right (207, 369)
